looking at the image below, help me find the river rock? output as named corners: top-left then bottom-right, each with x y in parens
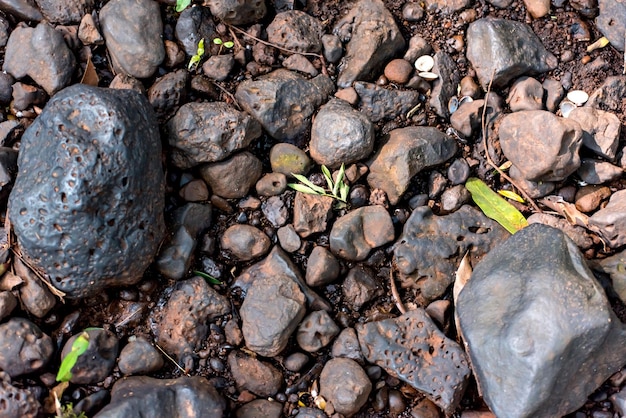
top-left (320, 358), bottom-right (372, 416)
top-left (354, 82), bottom-right (421, 123)
top-left (329, 205), bottom-right (394, 261)
top-left (293, 192), bottom-right (334, 237)
top-left (199, 151), bottom-right (262, 199)
top-left (429, 51), bottom-right (460, 119)
top-left (221, 224), bottom-right (271, 261)
top-left (228, 350), bottom-right (283, 397)
top-left (270, 143), bottom-right (312, 177)
top-left (236, 399), bottom-right (283, 418)
top-left (466, 17), bottom-right (558, 88)
top-left (0, 371), bottom-right (40, 418)
top-left (457, 224), bottom-right (626, 418)
top-left (100, 0), bottom-right (164, 78)
top-left (205, 0), bottom-right (266, 25)
top-left (568, 107), bottom-right (621, 161)
top-left (35, 0), bottom-right (93, 24)
top-left (367, 127), bottom-right (458, 205)
top-left (0, 0), bottom-right (42, 21)
top-left (577, 159), bottom-right (623, 185)
top-left (235, 69), bottom-right (334, 141)
top-left (174, 6), bottom-right (216, 57)
top-left (334, 0), bottom-right (405, 88)
top-left (394, 205), bottom-right (509, 303)
top-left (3, 22), bottom-right (76, 95)
top-left (499, 110), bottom-right (582, 182)
top-left (267, 10), bottom-right (323, 54)
top-left (507, 76), bottom-right (544, 111)
top-left (596, 0), bottom-right (626, 51)
top-left (94, 376), bottom-right (225, 418)
top-left (8, 85), bottom-right (164, 299)
top-left (357, 309), bottom-right (470, 415)
top-left (118, 337), bottom-right (164, 375)
top-left (297, 310), bottom-right (340, 352)
top-left (151, 277), bottom-right (230, 368)
top-left (589, 189), bottom-right (626, 248)
top-left (167, 102), bottom-right (261, 169)
top-left (305, 245), bottom-right (340, 286)
top-left (310, 99), bottom-right (375, 168)
top-left (0, 318), bottom-right (53, 378)
top-left (147, 69), bottom-right (188, 119)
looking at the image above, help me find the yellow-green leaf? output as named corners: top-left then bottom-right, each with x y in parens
top-left (498, 189), bottom-right (525, 203)
top-left (56, 332), bottom-right (90, 382)
top-left (175, 0), bottom-right (191, 12)
top-left (465, 177), bottom-right (528, 234)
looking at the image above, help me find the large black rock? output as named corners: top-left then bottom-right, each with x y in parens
top-left (9, 85), bottom-right (165, 298)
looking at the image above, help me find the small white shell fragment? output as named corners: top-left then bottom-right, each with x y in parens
top-left (415, 55), bottom-right (435, 72)
top-left (459, 96), bottom-right (474, 106)
top-left (559, 100), bottom-right (577, 118)
top-left (566, 90), bottom-right (589, 106)
top-left (418, 71), bottom-right (438, 80)
top-left (448, 97), bottom-right (459, 114)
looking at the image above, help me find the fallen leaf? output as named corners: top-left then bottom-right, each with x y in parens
top-left (587, 36), bottom-right (610, 52)
top-left (498, 189), bottom-right (525, 203)
top-left (453, 252), bottom-right (472, 342)
top-left (539, 195), bottom-right (589, 227)
top-left (80, 56), bottom-right (99, 86)
top-left (465, 177), bottom-right (528, 234)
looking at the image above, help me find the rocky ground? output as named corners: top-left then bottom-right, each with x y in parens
top-left (0, 0), bottom-right (625, 417)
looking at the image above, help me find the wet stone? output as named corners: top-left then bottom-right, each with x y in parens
top-left (357, 309), bottom-right (470, 415)
top-left (297, 310), bottom-right (340, 352)
top-left (262, 195), bottom-right (289, 228)
top-left (256, 172), bottom-right (287, 196)
top-left (175, 6), bottom-right (216, 57)
top-left (568, 107), bottom-right (621, 161)
top-left (151, 277), bottom-right (230, 367)
top-left (507, 76), bottom-right (544, 111)
top-left (147, 69), bottom-right (188, 120)
top-left (3, 22), bottom-right (76, 95)
top-left (270, 143), bottom-right (312, 177)
top-left (221, 224), bottom-right (271, 261)
top-left (118, 337), bottom-right (164, 376)
top-left (0, 318), bottom-right (53, 378)
top-left (94, 376), bottom-right (225, 418)
top-left (267, 10), bottom-right (323, 54)
top-left (319, 358), bottom-right (372, 416)
top-left (293, 192), bottom-right (334, 238)
top-left (429, 51), bottom-right (460, 119)
top-left (205, 0), bottom-right (266, 25)
top-left (322, 34), bottom-right (343, 63)
top-left (235, 69), bottom-right (334, 141)
top-left (305, 245), bottom-right (340, 287)
top-left (466, 17), bottom-right (558, 88)
top-left (329, 205), bottom-right (394, 261)
top-left (577, 159), bottom-right (623, 185)
top-left (179, 179), bottom-right (209, 202)
top-left (343, 266), bottom-right (381, 311)
top-left (228, 351), bottom-right (283, 397)
top-left (589, 189), bottom-right (626, 248)
top-left (457, 224), bottom-right (626, 418)
top-left (199, 151), bottom-right (262, 199)
top-left (277, 224), bottom-right (301, 253)
top-left (61, 328), bottom-right (118, 384)
top-left (542, 78), bottom-right (565, 112)
top-left (8, 85), bottom-right (165, 299)
top-left (354, 82), bottom-right (421, 123)
top-left (100, 0), bottom-right (164, 79)
top-left (395, 205), bottom-right (509, 303)
top-left (35, 0), bottom-right (93, 24)
top-left (335, 0), bottom-right (405, 88)
top-left (440, 184), bottom-right (471, 213)
top-left (236, 399), bottom-right (283, 418)
top-left (283, 352), bottom-right (309, 372)
top-left (332, 327), bottom-right (364, 363)
top-left (0, 371), bottom-right (40, 418)
top-left (447, 158), bottom-right (471, 185)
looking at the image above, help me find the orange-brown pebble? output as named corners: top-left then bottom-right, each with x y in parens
top-left (383, 59), bottom-right (413, 84)
top-left (335, 87), bottom-right (359, 105)
top-left (581, 55), bottom-right (591, 64)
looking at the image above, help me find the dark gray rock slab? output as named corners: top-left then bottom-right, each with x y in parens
top-left (357, 309), bottom-right (470, 415)
top-left (61, 328), bottom-right (118, 385)
top-left (267, 10), bottom-right (323, 54)
top-left (329, 205), bottom-right (394, 261)
top-left (35, 0), bottom-right (93, 24)
top-left (354, 82), bottom-right (421, 123)
top-left (589, 189), bottom-right (626, 248)
top-left (118, 337), bottom-right (164, 376)
top-left (367, 127), bottom-right (458, 205)
top-left (297, 310), bottom-right (340, 352)
top-left (205, 0), bottom-right (266, 25)
top-left (8, 85), bottom-right (165, 299)
top-left (596, 0), bottom-right (626, 51)
top-left (0, 318), bottom-right (53, 378)
top-left (175, 6), bottom-right (216, 57)
top-left (334, 0), bottom-right (405, 88)
top-left (100, 0), bottom-right (164, 78)
top-left (456, 223), bottom-right (626, 418)
top-left (228, 350), bottom-right (283, 396)
top-left (394, 205), bottom-right (509, 303)
top-left (167, 102), bottom-right (261, 169)
top-left (94, 376), bottom-right (225, 418)
top-left (151, 277), bottom-right (230, 367)
top-left (235, 69), bottom-right (334, 141)
top-left (220, 224), bottom-right (271, 261)
top-left (0, 371), bottom-right (40, 418)
top-left (568, 107), bottom-right (621, 161)
top-left (310, 98), bottom-right (375, 168)
top-left (199, 151), bottom-right (262, 199)
top-left (429, 51), bottom-right (460, 119)
top-left (319, 358), bottom-right (372, 416)
top-left (0, 0), bottom-right (42, 21)
top-left (466, 17), bottom-right (558, 89)
top-left (499, 110), bottom-right (582, 182)
top-left (3, 22), bottom-right (76, 95)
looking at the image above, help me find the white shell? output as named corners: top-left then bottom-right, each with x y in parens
top-left (559, 100), bottom-right (577, 118)
top-left (418, 71), bottom-right (439, 81)
top-left (566, 90), bottom-right (589, 106)
top-left (414, 55), bottom-right (435, 72)
top-left (448, 97), bottom-right (459, 114)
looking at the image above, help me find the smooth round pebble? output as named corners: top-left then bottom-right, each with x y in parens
top-left (220, 224), bottom-right (271, 261)
top-left (402, 3), bottom-right (424, 21)
top-left (384, 59), bottom-right (413, 84)
top-left (270, 143), bottom-right (312, 177)
top-left (256, 172), bottom-right (288, 196)
top-left (284, 352), bottom-right (309, 372)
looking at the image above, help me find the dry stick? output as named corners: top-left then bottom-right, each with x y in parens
top-left (154, 343), bottom-right (190, 376)
top-left (389, 266), bottom-right (407, 314)
top-left (227, 24), bottom-right (329, 76)
top-left (480, 72), bottom-right (542, 213)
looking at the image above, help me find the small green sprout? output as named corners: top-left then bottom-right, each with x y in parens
top-left (213, 37), bottom-right (235, 54)
top-left (56, 331), bottom-right (90, 382)
top-left (193, 270), bottom-right (223, 285)
top-left (55, 403), bottom-right (87, 418)
top-left (288, 163), bottom-right (350, 209)
top-left (175, 0), bottom-right (191, 12)
top-left (188, 38), bottom-right (205, 71)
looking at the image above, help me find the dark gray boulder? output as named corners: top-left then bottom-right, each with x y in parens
top-left (457, 224), bottom-right (626, 418)
top-left (357, 309), bottom-right (470, 415)
top-left (8, 85), bottom-right (165, 299)
top-left (174, 6), bottom-right (216, 57)
top-left (35, 0), bottom-right (94, 24)
top-left (94, 376), bottom-right (225, 418)
top-left (394, 205), bottom-right (509, 303)
top-left (0, 318), bottom-right (53, 378)
top-left (466, 18), bottom-right (558, 89)
top-left (0, 371), bottom-right (40, 418)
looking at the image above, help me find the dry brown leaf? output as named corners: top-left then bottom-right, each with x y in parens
top-left (454, 251), bottom-right (472, 344)
top-left (80, 56), bottom-right (99, 86)
top-left (539, 196), bottom-right (589, 227)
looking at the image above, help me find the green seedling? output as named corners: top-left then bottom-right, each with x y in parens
top-left (288, 163), bottom-right (350, 209)
top-left (213, 37), bottom-right (235, 54)
top-left (175, 0), bottom-right (191, 12)
top-left (56, 331), bottom-right (90, 382)
top-left (55, 403), bottom-right (87, 418)
top-left (188, 38), bottom-right (205, 71)
top-left (465, 177), bottom-right (528, 234)
top-left (193, 270), bottom-right (223, 285)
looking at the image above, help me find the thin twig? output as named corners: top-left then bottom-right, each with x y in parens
top-left (480, 71), bottom-right (541, 213)
top-left (389, 266), bottom-right (406, 314)
top-left (227, 26), bottom-right (244, 51)
top-left (154, 343), bottom-right (190, 376)
top-left (211, 81), bottom-right (242, 110)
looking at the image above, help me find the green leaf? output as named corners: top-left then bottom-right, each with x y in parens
top-left (288, 183), bottom-right (320, 195)
top-left (193, 270), bottom-right (222, 285)
top-left (320, 165), bottom-right (334, 191)
top-left (291, 173), bottom-right (325, 194)
top-left (498, 189), bottom-right (525, 203)
top-left (197, 38), bottom-right (205, 56)
top-left (465, 177), bottom-right (528, 234)
top-left (175, 0), bottom-right (191, 12)
top-left (187, 55), bottom-right (200, 70)
top-left (223, 41), bottom-right (235, 48)
top-left (213, 38), bottom-right (223, 45)
top-left (339, 182), bottom-right (349, 202)
top-left (56, 332), bottom-right (90, 382)
top-left (333, 163), bottom-right (346, 197)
